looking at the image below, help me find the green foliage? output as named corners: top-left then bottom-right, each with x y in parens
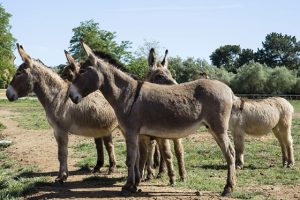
top-left (209, 45), bottom-right (241, 73)
top-left (0, 154), bottom-right (50, 199)
top-left (69, 19), bottom-right (132, 62)
top-left (265, 67), bottom-right (296, 94)
top-left (168, 57), bottom-right (207, 83)
top-left (231, 62), bottom-right (269, 93)
top-left (126, 57), bottom-right (148, 80)
top-left (0, 4), bottom-right (16, 88)
top-left (257, 32), bottom-right (300, 69)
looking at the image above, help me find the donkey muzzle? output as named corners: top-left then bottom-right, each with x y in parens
top-left (68, 85), bottom-right (82, 104)
top-left (6, 85), bottom-right (18, 101)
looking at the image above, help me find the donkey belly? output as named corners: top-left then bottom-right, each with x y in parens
top-left (69, 124), bottom-right (112, 138)
top-left (139, 123), bottom-right (200, 139)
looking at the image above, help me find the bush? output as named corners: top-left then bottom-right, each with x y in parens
top-left (265, 67), bottom-right (296, 94)
top-left (231, 61), bottom-right (269, 94)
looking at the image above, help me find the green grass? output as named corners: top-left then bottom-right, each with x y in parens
top-left (0, 151), bottom-right (50, 200)
top-left (0, 99), bottom-right (50, 130)
top-left (72, 119), bottom-right (300, 199)
top-left (0, 122), bottom-right (6, 130)
top-left (290, 100), bottom-right (300, 113)
top-left (1, 98), bottom-right (300, 199)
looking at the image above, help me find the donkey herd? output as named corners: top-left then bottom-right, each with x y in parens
top-left (5, 40), bottom-right (294, 197)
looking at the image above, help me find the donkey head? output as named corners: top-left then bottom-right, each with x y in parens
top-left (6, 44), bottom-right (35, 101)
top-left (68, 41), bottom-right (103, 104)
top-left (146, 48), bottom-right (177, 85)
top-left (61, 50), bottom-right (80, 82)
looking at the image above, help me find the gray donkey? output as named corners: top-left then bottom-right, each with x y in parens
top-left (69, 41), bottom-right (237, 196)
top-left (6, 44), bottom-right (117, 183)
top-left (63, 49), bottom-right (183, 185)
top-left (144, 63), bottom-right (294, 169)
top-left (139, 49), bottom-right (186, 184)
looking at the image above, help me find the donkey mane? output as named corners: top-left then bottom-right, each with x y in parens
top-left (79, 50), bottom-right (141, 80)
top-left (32, 59), bottom-right (67, 88)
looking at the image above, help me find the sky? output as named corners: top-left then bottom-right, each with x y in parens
top-left (2, 0), bottom-right (300, 66)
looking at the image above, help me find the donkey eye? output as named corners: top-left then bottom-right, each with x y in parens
top-left (16, 72), bottom-right (22, 76)
top-left (79, 69), bottom-right (86, 74)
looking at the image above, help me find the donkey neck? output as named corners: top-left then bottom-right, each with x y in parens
top-left (99, 61), bottom-right (141, 117)
top-left (31, 63), bottom-right (69, 111)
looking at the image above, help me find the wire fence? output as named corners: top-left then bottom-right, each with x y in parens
top-left (2, 89), bottom-right (300, 100)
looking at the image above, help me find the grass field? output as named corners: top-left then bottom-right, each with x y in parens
top-left (0, 98), bottom-right (300, 199)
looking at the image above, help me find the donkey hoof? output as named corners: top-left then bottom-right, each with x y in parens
top-left (55, 177), bottom-right (66, 184)
top-left (236, 165), bottom-right (243, 170)
top-left (179, 177), bottom-right (186, 182)
top-left (221, 186), bottom-right (232, 197)
top-left (107, 167), bottom-right (115, 175)
top-left (120, 189), bottom-right (132, 196)
top-left (287, 162), bottom-right (294, 168)
top-left (120, 185), bottom-right (137, 195)
top-left (92, 168), bottom-right (101, 174)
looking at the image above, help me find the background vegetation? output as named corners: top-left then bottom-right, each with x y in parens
top-left (1, 3), bottom-right (300, 94)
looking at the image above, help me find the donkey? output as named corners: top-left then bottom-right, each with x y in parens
top-left (6, 44), bottom-right (117, 183)
top-left (230, 97), bottom-right (294, 169)
top-left (139, 49), bottom-right (186, 183)
top-left (61, 51), bottom-right (119, 174)
top-left (144, 63), bottom-right (295, 169)
top-left (68, 41), bottom-right (237, 196)
top-left (63, 49), bottom-right (181, 185)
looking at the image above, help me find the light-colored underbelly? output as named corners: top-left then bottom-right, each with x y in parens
top-left (139, 123), bottom-right (200, 139)
top-left (68, 124), bottom-right (113, 138)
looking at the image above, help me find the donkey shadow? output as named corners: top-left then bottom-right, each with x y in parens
top-left (19, 170), bottom-right (196, 199)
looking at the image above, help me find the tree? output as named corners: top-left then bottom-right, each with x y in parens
top-left (236, 48), bottom-right (255, 67)
top-left (168, 57), bottom-right (202, 83)
top-left (257, 32), bottom-right (300, 69)
top-left (127, 57), bottom-right (148, 79)
top-left (0, 4), bottom-right (16, 88)
top-left (231, 61), bottom-right (269, 94)
top-left (210, 45), bottom-right (241, 73)
top-left (134, 39), bottom-right (162, 58)
top-left (69, 19), bottom-right (132, 62)
top-left (265, 67), bottom-right (296, 94)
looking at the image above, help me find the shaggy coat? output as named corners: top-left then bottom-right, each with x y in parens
top-left (6, 44), bottom-right (117, 182)
top-left (230, 97), bottom-right (294, 168)
top-left (69, 41), bottom-right (237, 196)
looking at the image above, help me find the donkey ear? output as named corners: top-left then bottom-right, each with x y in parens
top-left (17, 43), bottom-right (32, 65)
top-left (80, 39), bottom-right (97, 66)
top-left (64, 50), bottom-right (75, 65)
top-left (161, 49), bottom-right (169, 68)
top-left (148, 48), bottom-right (157, 69)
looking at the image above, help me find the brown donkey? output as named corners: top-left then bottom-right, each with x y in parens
top-left (139, 49), bottom-right (186, 183)
top-left (61, 51), bottom-right (119, 174)
top-left (6, 44), bottom-right (117, 182)
top-left (145, 64), bottom-right (294, 169)
top-left (68, 41), bottom-right (237, 196)
top-left (63, 49), bottom-right (180, 185)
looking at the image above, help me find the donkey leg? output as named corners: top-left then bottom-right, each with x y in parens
top-left (157, 138), bottom-right (175, 185)
top-left (146, 139), bottom-right (156, 180)
top-left (173, 138), bottom-right (187, 181)
top-left (103, 134), bottom-right (117, 174)
top-left (121, 133), bottom-right (139, 194)
top-left (93, 137), bottom-right (104, 173)
top-left (153, 142), bottom-right (161, 168)
top-left (232, 130), bottom-right (245, 169)
top-left (138, 135), bottom-right (150, 181)
top-left (273, 124), bottom-right (294, 168)
top-left (209, 129), bottom-right (236, 197)
top-left (54, 129), bottom-right (69, 183)
top-left (157, 144), bottom-right (166, 178)
top-left (273, 127), bottom-right (289, 167)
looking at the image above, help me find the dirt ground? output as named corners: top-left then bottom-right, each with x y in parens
top-left (0, 107), bottom-right (300, 200)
